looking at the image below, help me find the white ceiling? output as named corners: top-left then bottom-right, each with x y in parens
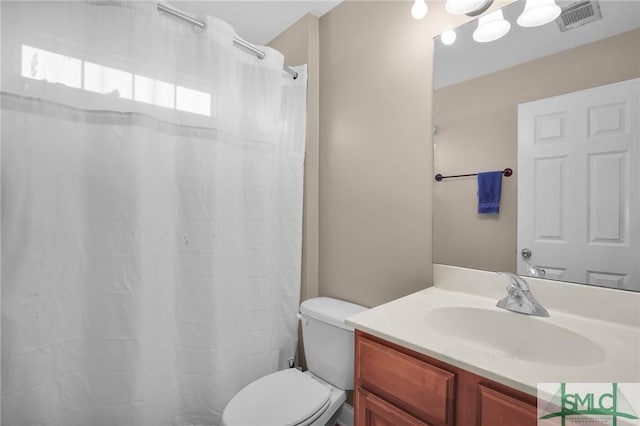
top-left (167, 0), bottom-right (342, 45)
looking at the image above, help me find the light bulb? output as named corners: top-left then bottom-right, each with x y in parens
top-left (441, 30), bottom-right (457, 46)
top-left (517, 0), bottom-right (561, 27)
top-left (411, 0), bottom-right (428, 20)
top-left (473, 9), bottom-right (511, 43)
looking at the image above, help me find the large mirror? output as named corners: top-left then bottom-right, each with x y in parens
top-left (433, 0), bottom-right (640, 291)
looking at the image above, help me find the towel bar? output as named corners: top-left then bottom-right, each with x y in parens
top-left (434, 168), bottom-right (512, 182)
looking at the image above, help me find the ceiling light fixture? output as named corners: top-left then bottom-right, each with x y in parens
top-left (473, 9), bottom-right (511, 42)
top-left (517, 0), bottom-right (561, 27)
top-left (446, 0), bottom-right (494, 16)
top-left (411, 0), bottom-right (428, 20)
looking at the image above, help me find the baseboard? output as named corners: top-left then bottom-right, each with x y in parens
top-left (335, 403), bottom-right (353, 426)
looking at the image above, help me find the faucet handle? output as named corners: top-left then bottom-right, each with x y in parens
top-left (499, 272), bottom-right (530, 292)
top-left (506, 283), bottom-right (519, 297)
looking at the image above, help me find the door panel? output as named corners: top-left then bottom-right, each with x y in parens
top-left (518, 78), bottom-right (639, 290)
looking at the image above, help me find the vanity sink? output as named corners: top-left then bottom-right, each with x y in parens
top-left (346, 272), bottom-right (639, 396)
top-left (424, 306), bottom-right (606, 366)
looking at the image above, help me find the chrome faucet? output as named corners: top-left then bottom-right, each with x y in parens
top-left (496, 272), bottom-right (549, 317)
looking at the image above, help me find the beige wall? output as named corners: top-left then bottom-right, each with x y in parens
top-left (317, 1), bottom-right (476, 308)
top-left (271, 2), bottom-right (512, 309)
top-left (269, 2), bottom-right (472, 400)
top-left (269, 14), bottom-right (321, 303)
top-left (433, 29), bottom-right (640, 273)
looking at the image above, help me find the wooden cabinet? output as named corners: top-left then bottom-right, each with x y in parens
top-left (357, 388), bottom-right (431, 426)
top-left (477, 385), bottom-right (538, 426)
top-left (356, 335), bottom-right (455, 424)
top-left (354, 331), bottom-right (537, 426)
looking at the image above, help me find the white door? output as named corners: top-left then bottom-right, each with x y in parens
top-left (518, 78), bottom-right (639, 290)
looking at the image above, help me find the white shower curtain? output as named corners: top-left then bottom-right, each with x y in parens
top-left (0, 2), bottom-right (307, 425)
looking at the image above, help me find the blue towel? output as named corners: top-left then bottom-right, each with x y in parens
top-left (477, 171), bottom-right (503, 214)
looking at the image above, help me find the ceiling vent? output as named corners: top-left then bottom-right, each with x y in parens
top-left (556, 0), bottom-right (602, 32)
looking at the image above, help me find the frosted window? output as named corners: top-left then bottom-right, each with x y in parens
top-left (84, 61), bottom-right (132, 99)
top-left (176, 86), bottom-right (211, 116)
top-left (20, 45), bottom-right (212, 115)
top-left (21, 45), bottom-right (82, 88)
top-left (134, 75), bottom-right (175, 108)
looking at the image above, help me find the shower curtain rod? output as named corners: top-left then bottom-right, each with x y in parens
top-left (156, 3), bottom-right (299, 80)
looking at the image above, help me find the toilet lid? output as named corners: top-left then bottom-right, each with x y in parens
top-left (223, 369), bottom-right (331, 426)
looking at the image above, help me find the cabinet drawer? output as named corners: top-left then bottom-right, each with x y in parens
top-left (356, 336), bottom-right (455, 425)
top-left (356, 387), bottom-right (431, 426)
top-left (478, 385), bottom-right (537, 426)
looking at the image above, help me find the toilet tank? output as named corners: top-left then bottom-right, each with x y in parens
top-left (299, 297), bottom-right (368, 390)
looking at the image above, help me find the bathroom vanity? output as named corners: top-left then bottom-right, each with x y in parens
top-left (355, 331), bottom-right (536, 426)
top-left (347, 265), bottom-right (640, 426)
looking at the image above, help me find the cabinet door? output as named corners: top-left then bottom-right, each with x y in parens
top-left (356, 387), bottom-right (431, 426)
top-left (478, 385), bottom-right (537, 426)
top-left (356, 335), bottom-right (455, 424)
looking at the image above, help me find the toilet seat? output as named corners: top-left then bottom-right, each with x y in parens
top-left (222, 369), bottom-right (332, 426)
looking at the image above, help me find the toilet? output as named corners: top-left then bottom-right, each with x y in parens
top-left (221, 297), bottom-right (368, 426)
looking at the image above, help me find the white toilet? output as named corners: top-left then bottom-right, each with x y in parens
top-left (221, 297), bottom-right (368, 426)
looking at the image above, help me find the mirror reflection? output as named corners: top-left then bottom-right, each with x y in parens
top-left (433, 0), bottom-right (640, 291)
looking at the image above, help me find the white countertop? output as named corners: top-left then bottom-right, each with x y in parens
top-left (346, 265), bottom-right (640, 396)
